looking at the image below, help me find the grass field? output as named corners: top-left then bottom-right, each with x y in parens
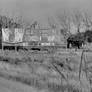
top-left (0, 49), bottom-right (92, 92)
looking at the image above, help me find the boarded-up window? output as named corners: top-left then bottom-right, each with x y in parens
top-left (2, 28), bottom-right (10, 42)
top-left (48, 36), bottom-right (55, 42)
top-left (41, 43), bottom-right (51, 46)
top-left (29, 36), bottom-right (40, 41)
top-left (15, 29), bottom-right (24, 43)
top-left (9, 28), bottom-right (15, 42)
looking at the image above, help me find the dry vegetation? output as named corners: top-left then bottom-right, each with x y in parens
top-left (0, 49), bottom-right (91, 92)
top-left (0, 9), bottom-right (92, 92)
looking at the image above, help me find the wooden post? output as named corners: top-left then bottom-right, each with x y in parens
top-left (2, 42), bottom-right (3, 51)
top-left (15, 43), bottom-right (17, 52)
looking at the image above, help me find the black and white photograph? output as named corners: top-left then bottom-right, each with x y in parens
top-left (0, 0), bottom-right (92, 92)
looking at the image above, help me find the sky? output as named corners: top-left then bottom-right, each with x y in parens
top-left (0, 0), bottom-right (92, 27)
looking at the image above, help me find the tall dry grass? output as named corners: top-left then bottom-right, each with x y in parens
top-left (0, 50), bottom-right (91, 92)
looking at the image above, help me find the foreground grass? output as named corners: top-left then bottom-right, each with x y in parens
top-left (0, 50), bottom-right (91, 92)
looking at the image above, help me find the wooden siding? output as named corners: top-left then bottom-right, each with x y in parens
top-left (2, 28), bottom-right (24, 43)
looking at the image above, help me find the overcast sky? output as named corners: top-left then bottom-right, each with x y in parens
top-left (0, 0), bottom-right (92, 27)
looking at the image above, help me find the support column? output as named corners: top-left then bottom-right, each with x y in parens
top-left (15, 44), bottom-right (17, 51)
top-left (2, 42), bottom-right (3, 51)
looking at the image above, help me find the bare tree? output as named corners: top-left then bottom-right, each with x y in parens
top-left (56, 11), bottom-right (72, 40)
top-left (48, 16), bottom-right (57, 29)
top-left (71, 10), bottom-right (84, 33)
top-left (72, 10), bottom-right (92, 33)
top-left (81, 11), bottom-right (92, 30)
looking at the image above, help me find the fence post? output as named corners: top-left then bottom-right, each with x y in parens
top-left (2, 42), bottom-right (3, 51)
top-left (79, 50), bottom-right (84, 81)
top-left (15, 43), bottom-right (17, 51)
